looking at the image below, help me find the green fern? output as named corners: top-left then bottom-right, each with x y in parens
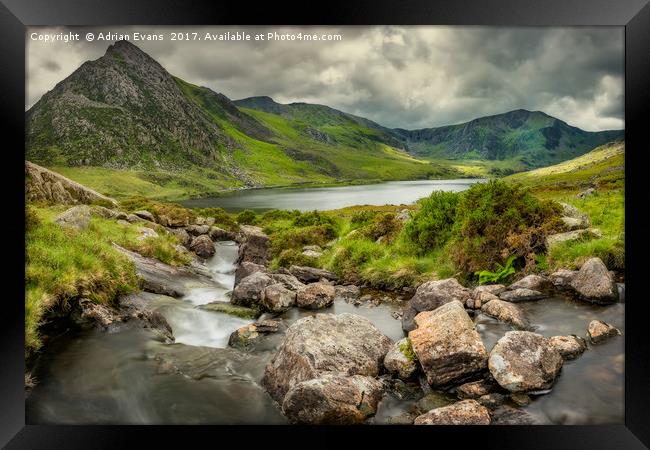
top-left (475, 255), bottom-right (516, 285)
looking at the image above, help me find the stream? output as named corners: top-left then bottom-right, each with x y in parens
top-left (26, 241), bottom-right (624, 425)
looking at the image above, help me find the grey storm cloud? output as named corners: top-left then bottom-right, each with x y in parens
top-left (26, 25), bottom-right (624, 131)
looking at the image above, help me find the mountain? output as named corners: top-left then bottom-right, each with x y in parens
top-left (389, 109), bottom-right (623, 170)
top-left (26, 41), bottom-right (450, 197)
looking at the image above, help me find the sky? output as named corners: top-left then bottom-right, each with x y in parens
top-left (26, 26), bottom-right (624, 131)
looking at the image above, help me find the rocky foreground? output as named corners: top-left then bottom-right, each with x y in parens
top-left (45, 199), bottom-right (624, 425)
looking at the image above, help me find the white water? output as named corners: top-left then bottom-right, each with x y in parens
top-left (152, 241), bottom-right (253, 348)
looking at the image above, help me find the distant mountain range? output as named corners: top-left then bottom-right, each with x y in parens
top-left (26, 40), bottom-right (623, 190)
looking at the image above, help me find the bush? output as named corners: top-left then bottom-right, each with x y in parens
top-left (447, 180), bottom-right (562, 274)
top-left (273, 248), bottom-right (319, 269)
top-left (120, 195), bottom-right (195, 225)
top-left (236, 210), bottom-right (257, 225)
top-left (26, 205), bottom-right (40, 233)
top-left (194, 207), bottom-right (238, 231)
top-left (359, 212), bottom-right (402, 243)
top-left (269, 224), bottom-right (337, 257)
top-left (292, 210), bottom-right (336, 228)
top-left (403, 191), bottom-right (460, 254)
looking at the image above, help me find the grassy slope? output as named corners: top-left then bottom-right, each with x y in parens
top-left (505, 140), bottom-right (624, 270)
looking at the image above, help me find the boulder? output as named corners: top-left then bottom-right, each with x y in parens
top-left (186, 224), bottom-right (211, 236)
top-left (334, 285), bottom-right (361, 302)
top-left (261, 283), bottom-right (296, 312)
top-left (383, 338), bottom-right (418, 380)
top-left (477, 393), bottom-right (506, 409)
top-left (237, 225), bottom-right (270, 266)
top-left (54, 205), bottom-right (91, 230)
top-left (561, 216), bottom-right (588, 230)
top-left (296, 282), bottom-right (336, 309)
top-left (546, 229), bottom-right (593, 248)
top-left (569, 257), bottom-right (618, 304)
top-left (408, 301), bottom-right (488, 387)
top-left (170, 228), bottom-right (191, 247)
top-left (509, 275), bottom-right (552, 292)
top-left (158, 214), bottom-right (190, 228)
top-left (133, 210), bottom-right (156, 222)
top-left (488, 331), bottom-right (563, 393)
top-left (414, 400), bottom-right (490, 425)
top-left (136, 226), bottom-right (159, 241)
top-left (90, 205), bottom-right (121, 219)
top-left (491, 405), bottom-right (537, 425)
top-left (587, 320), bottom-right (621, 344)
top-left (234, 261), bottom-right (268, 287)
top-left (228, 319), bottom-right (285, 350)
top-left (473, 290), bottom-right (500, 308)
top-left (289, 265), bottom-right (338, 283)
top-left (302, 249), bottom-right (323, 258)
top-left (548, 335), bottom-right (587, 360)
top-left (473, 284), bottom-right (506, 297)
top-left (481, 299), bottom-right (530, 330)
top-left (198, 301), bottom-right (260, 319)
top-left (281, 374), bottom-right (384, 424)
top-left (577, 187), bottom-right (596, 199)
top-left (261, 313), bottom-right (392, 404)
top-left (499, 288), bottom-right (545, 303)
top-left (549, 269), bottom-right (577, 288)
top-left (402, 278), bottom-right (472, 332)
top-left (126, 213), bottom-right (141, 223)
top-left (209, 226), bottom-right (237, 241)
top-left (510, 393), bottom-right (531, 406)
top-left (231, 272), bottom-right (275, 307)
top-left (456, 379), bottom-right (498, 399)
top-left (269, 273), bottom-right (305, 292)
top-left (189, 234), bottom-right (215, 258)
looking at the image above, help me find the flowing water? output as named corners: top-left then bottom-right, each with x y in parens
top-left (26, 241), bottom-right (624, 425)
top-left (179, 179), bottom-right (484, 212)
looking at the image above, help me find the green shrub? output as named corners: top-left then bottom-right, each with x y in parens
top-left (350, 210), bottom-right (377, 226)
top-left (120, 195), bottom-right (196, 225)
top-left (272, 248), bottom-right (319, 269)
top-left (404, 191), bottom-right (460, 254)
top-left (359, 212), bottom-right (402, 243)
top-left (475, 255), bottom-right (516, 285)
top-left (261, 209), bottom-right (301, 222)
top-left (270, 224), bottom-right (337, 256)
top-left (194, 207), bottom-right (238, 231)
top-left (236, 210), bottom-right (257, 225)
top-left (292, 210), bottom-right (336, 228)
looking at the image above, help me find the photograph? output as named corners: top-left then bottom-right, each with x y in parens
top-left (21, 24), bottom-right (629, 427)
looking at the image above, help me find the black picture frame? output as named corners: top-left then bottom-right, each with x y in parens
top-left (2, 0), bottom-right (649, 447)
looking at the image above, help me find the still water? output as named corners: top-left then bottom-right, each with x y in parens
top-left (26, 242), bottom-right (624, 425)
top-left (179, 179), bottom-right (483, 212)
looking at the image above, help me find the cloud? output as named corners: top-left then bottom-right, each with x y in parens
top-left (26, 25), bottom-right (624, 131)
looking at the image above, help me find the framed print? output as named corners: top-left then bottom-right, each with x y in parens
top-left (2, 0), bottom-right (649, 447)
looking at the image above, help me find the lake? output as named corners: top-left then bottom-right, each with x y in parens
top-left (179, 179), bottom-right (484, 212)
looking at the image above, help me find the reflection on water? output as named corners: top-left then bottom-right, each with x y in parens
top-left (26, 241), bottom-right (624, 425)
top-left (179, 179), bottom-right (484, 212)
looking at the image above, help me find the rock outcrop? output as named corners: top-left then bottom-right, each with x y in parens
top-left (402, 278), bottom-right (472, 332)
top-left (261, 283), bottom-right (296, 312)
top-left (295, 282), bottom-right (336, 309)
top-left (189, 234), bottom-right (216, 258)
top-left (237, 225), bottom-right (269, 265)
top-left (569, 257), bottom-right (618, 304)
top-left (231, 272), bottom-right (275, 307)
top-left (54, 205), bottom-right (92, 230)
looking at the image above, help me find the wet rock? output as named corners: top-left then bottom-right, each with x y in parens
top-left (189, 234), bottom-right (215, 258)
top-left (237, 225), bottom-right (270, 266)
top-left (119, 293), bottom-right (175, 343)
top-left (186, 224), bottom-right (210, 236)
top-left (170, 228), bottom-right (191, 247)
top-left (408, 301), bottom-right (488, 387)
top-left (228, 319), bottom-right (285, 350)
top-left (384, 413), bottom-right (416, 425)
top-left (477, 393), bottom-right (506, 409)
top-left (334, 284), bottom-right (361, 302)
top-left (414, 399), bottom-right (490, 425)
top-left (54, 205), bottom-right (91, 230)
top-left (488, 331), bottom-right (563, 393)
top-left (510, 393), bottom-right (531, 406)
top-left (198, 301), bottom-right (260, 319)
top-left (296, 282), bottom-right (336, 309)
top-left (549, 335), bottom-right (587, 359)
top-left (234, 261), bottom-right (267, 287)
top-left (569, 257), bottom-right (618, 304)
top-left (151, 344), bottom-right (250, 380)
top-left (402, 278), bottom-right (472, 332)
top-left (384, 338), bottom-right (418, 380)
top-left (474, 290), bottom-right (500, 307)
top-left (269, 273), bottom-right (305, 292)
top-left (509, 275), bottom-right (552, 292)
top-left (499, 288), bottom-right (545, 303)
top-left (549, 269), bottom-right (577, 288)
top-left (473, 284), bottom-right (506, 297)
top-left (416, 391), bottom-right (456, 413)
top-left (231, 272), bottom-right (275, 307)
top-left (261, 283), bottom-right (296, 312)
top-left (281, 374), bottom-right (384, 424)
top-left (587, 320), bottom-right (622, 344)
top-left (481, 299), bottom-right (530, 330)
top-left (289, 265), bottom-right (338, 283)
top-left (456, 379), bottom-right (497, 399)
top-left (261, 313), bottom-right (392, 404)
top-left (386, 378), bottom-right (421, 400)
top-left (490, 405), bottom-right (537, 425)
top-left (133, 210), bottom-right (155, 222)
top-left (209, 226), bottom-right (237, 241)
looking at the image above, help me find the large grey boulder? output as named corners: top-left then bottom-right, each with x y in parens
top-left (295, 282), bottom-right (336, 309)
top-left (170, 228), bottom-right (191, 247)
top-left (383, 338), bottom-right (418, 380)
top-left (549, 269), bottom-right (577, 288)
top-left (334, 284), bottom-right (361, 302)
top-left (189, 234), bottom-right (215, 258)
top-left (234, 261), bottom-right (267, 287)
top-left (509, 275), bottom-right (552, 292)
top-left (414, 400), bottom-right (490, 425)
top-left (54, 205), bottom-right (92, 230)
top-left (261, 313), bottom-right (392, 404)
top-left (261, 283), bottom-right (296, 312)
top-left (231, 271), bottom-right (275, 307)
top-left (281, 374), bottom-right (384, 424)
top-left (481, 299), bottom-right (530, 330)
top-left (186, 224), bottom-right (211, 236)
top-left (499, 288), bottom-right (545, 303)
top-left (408, 301), bottom-right (487, 387)
top-left (269, 273), bottom-right (306, 292)
top-left (237, 225), bottom-right (270, 266)
top-left (569, 257), bottom-right (618, 304)
top-left (133, 210), bottom-right (156, 222)
top-left (488, 331), bottom-right (563, 393)
top-left (289, 265), bottom-right (338, 283)
top-left (402, 278), bottom-right (472, 332)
